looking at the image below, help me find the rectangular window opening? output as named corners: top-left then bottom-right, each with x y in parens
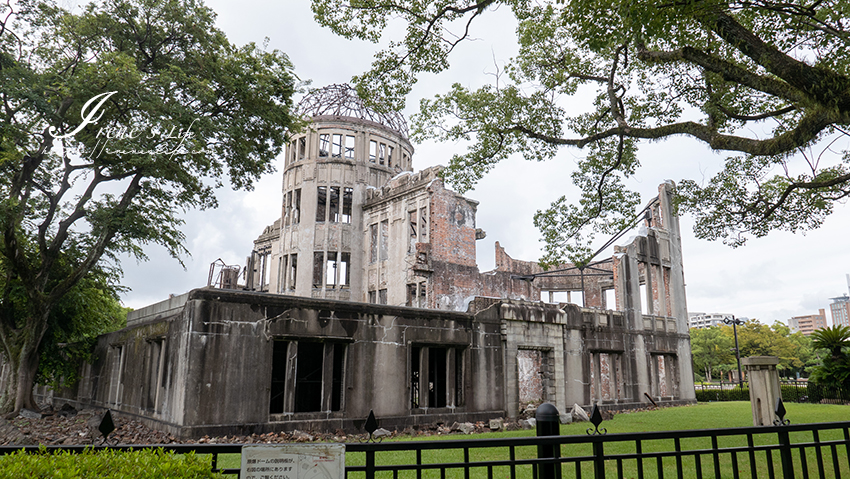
top-left (369, 140), bottom-right (377, 163)
top-left (378, 289), bottom-right (387, 305)
top-left (388, 146), bottom-right (394, 168)
top-left (294, 342), bottom-right (324, 412)
top-left (313, 252), bottom-right (324, 288)
top-left (289, 254), bottom-right (297, 289)
top-left (410, 346), bottom-right (421, 408)
top-left (419, 207), bottom-right (428, 242)
top-left (269, 341), bottom-right (288, 414)
top-left (428, 348), bottom-right (447, 407)
top-left (319, 134), bottom-right (330, 157)
top-left (408, 210), bottom-right (417, 253)
top-left (298, 137), bottom-right (306, 159)
top-left (316, 186), bottom-right (327, 222)
top-left (369, 224), bottom-right (378, 263)
top-left (380, 220), bottom-right (388, 261)
top-left (345, 135), bottom-right (355, 159)
top-left (331, 343), bottom-right (345, 411)
top-left (379, 143), bottom-right (386, 166)
top-left (293, 189), bottom-right (301, 224)
top-left (341, 188), bottom-right (353, 224)
top-left (331, 134), bottom-right (343, 158)
top-left (340, 253), bottom-right (350, 287)
top-left (325, 253), bottom-right (337, 288)
top-left (329, 186), bottom-right (340, 222)
top-left (368, 290), bottom-right (377, 304)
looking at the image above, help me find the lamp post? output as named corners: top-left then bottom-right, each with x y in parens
top-left (723, 316), bottom-right (745, 389)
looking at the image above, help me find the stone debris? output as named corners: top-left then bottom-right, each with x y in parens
top-left (559, 413), bottom-right (572, 425)
top-left (489, 418), bottom-right (504, 431)
top-left (371, 428), bottom-right (392, 439)
top-left (450, 422), bottom-right (475, 434)
top-left (291, 430), bottom-right (315, 442)
top-left (571, 404), bottom-right (590, 422)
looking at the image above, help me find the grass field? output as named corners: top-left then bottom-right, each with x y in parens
top-left (216, 402), bottom-right (850, 477)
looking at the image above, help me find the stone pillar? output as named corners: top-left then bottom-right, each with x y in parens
top-left (742, 356), bottom-right (781, 426)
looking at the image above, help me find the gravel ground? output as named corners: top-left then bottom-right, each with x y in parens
top-left (0, 406), bottom-right (525, 446)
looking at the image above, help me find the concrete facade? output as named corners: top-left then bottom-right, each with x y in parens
top-left (47, 283), bottom-right (693, 437)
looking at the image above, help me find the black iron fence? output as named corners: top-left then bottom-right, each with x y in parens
top-left (1, 420), bottom-right (849, 478)
top-left (695, 381), bottom-right (850, 404)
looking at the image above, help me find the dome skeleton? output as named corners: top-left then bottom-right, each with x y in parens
top-left (296, 84), bottom-right (409, 139)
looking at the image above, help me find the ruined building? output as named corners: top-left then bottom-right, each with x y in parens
top-left (41, 85), bottom-right (696, 437)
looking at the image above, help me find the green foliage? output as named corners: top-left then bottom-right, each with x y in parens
top-left (0, 0), bottom-right (300, 411)
top-left (0, 448), bottom-right (223, 478)
top-left (314, 0), bottom-right (850, 264)
top-left (690, 326), bottom-right (734, 382)
top-left (694, 386), bottom-right (749, 402)
top-left (809, 325), bottom-right (850, 389)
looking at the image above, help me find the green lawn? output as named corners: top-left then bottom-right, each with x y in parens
top-left (216, 402), bottom-right (850, 478)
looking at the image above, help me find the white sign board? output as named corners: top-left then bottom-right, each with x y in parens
top-left (241, 444), bottom-right (345, 479)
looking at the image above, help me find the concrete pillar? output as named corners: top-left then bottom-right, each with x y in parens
top-left (742, 356), bottom-right (781, 426)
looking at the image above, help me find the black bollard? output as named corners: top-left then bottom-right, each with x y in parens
top-left (535, 403), bottom-right (562, 479)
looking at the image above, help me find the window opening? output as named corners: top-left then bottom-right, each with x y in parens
top-left (269, 341), bottom-right (288, 414)
top-left (313, 252), bottom-right (324, 288)
top-left (410, 346), bottom-right (421, 408)
top-left (289, 254), bottom-right (297, 289)
top-left (290, 140), bottom-right (296, 165)
top-left (369, 140), bottom-right (377, 163)
top-left (378, 289), bottom-right (387, 305)
top-left (326, 253), bottom-right (337, 288)
top-left (419, 207), bottom-right (427, 242)
top-left (316, 186), bottom-right (327, 222)
top-left (345, 135), bottom-right (355, 159)
top-left (428, 348), bottom-right (447, 407)
top-left (319, 134), bottom-right (330, 157)
top-left (329, 186), bottom-right (340, 222)
top-left (368, 290), bottom-right (377, 304)
top-left (408, 210), bottom-right (417, 253)
top-left (379, 143), bottom-right (386, 165)
top-left (340, 253), bottom-right (350, 287)
top-left (293, 189), bottom-right (301, 224)
top-left (407, 283), bottom-right (417, 307)
top-left (298, 137), bottom-right (306, 159)
top-left (342, 188), bottom-right (352, 223)
top-left (331, 343), bottom-right (345, 411)
top-left (331, 134), bottom-right (343, 158)
top-left (387, 146), bottom-right (394, 167)
top-left (285, 191), bottom-right (292, 226)
top-left (294, 342), bottom-right (324, 412)
top-left (380, 220), bottom-right (388, 261)
top-left (370, 224), bottom-right (378, 263)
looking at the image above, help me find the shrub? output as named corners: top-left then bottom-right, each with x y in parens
top-left (695, 387), bottom-right (750, 402)
top-left (0, 447), bottom-right (224, 478)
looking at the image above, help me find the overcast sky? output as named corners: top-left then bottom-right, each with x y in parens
top-left (109, 1), bottom-right (850, 326)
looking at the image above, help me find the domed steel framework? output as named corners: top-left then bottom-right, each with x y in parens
top-left (296, 84), bottom-right (409, 138)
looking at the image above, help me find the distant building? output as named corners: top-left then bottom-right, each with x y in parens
top-left (830, 294), bottom-right (850, 328)
top-left (688, 312), bottom-right (733, 329)
top-left (788, 309), bottom-right (828, 335)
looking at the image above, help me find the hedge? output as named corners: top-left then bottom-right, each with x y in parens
top-left (0, 447), bottom-right (224, 478)
top-left (695, 386), bottom-right (750, 402)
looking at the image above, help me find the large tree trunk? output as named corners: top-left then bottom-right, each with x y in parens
top-left (0, 312), bottom-right (49, 414)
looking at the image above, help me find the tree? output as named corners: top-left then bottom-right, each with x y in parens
top-left (0, 0), bottom-right (300, 412)
top-left (809, 325), bottom-right (850, 389)
top-left (727, 320), bottom-right (802, 374)
top-left (313, 0), bottom-right (850, 264)
top-left (690, 326), bottom-right (734, 382)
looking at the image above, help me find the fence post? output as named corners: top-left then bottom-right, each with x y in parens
top-left (535, 403), bottom-right (562, 479)
top-left (365, 448), bottom-right (375, 479)
top-left (777, 428), bottom-right (795, 479)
